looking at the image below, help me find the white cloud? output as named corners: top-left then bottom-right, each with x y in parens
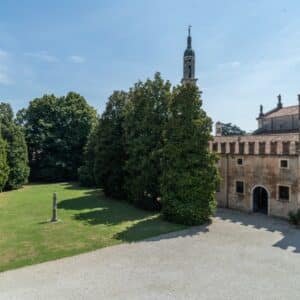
top-left (24, 51), bottom-right (58, 63)
top-left (68, 55), bottom-right (86, 64)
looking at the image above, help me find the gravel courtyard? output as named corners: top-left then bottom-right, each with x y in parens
top-left (1, 208), bottom-right (300, 300)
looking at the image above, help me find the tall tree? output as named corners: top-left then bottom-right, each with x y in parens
top-left (78, 126), bottom-right (98, 187)
top-left (161, 83), bottom-right (219, 225)
top-left (93, 91), bottom-right (127, 198)
top-left (0, 103), bottom-right (29, 190)
top-left (17, 92), bottom-right (97, 181)
top-left (0, 136), bottom-right (9, 191)
top-left (124, 73), bottom-right (171, 210)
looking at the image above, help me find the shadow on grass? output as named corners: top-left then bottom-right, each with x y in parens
top-left (56, 184), bottom-right (205, 242)
top-left (217, 208), bottom-right (300, 253)
top-left (59, 182), bottom-right (97, 191)
top-left (58, 189), bottom-right (103, 210)
top-left (57, 187), bottom-right (157, 226)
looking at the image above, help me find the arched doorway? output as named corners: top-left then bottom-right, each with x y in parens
top-left (253, 186), bottom-right (268, 214)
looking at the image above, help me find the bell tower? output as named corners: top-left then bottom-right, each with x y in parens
top-left (182, 26), bottom-right (197, 85)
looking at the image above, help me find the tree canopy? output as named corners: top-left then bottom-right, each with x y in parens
top-left (17, 92), bottom-right (97, 182)
top-left (0, 136), bottom-right (9, 191)
top-left (92, 91), bottom-right (128, 198)
top-left (220, 122), bottom-right (245, 136)
top-left (0, 103), bottom-right (29, 190)
top-left (161, 83), bottom-right (219, 225)
top-left (75, 75), bottom-right (219, 225)
top-left (123, 73), bottom-right (171, 210)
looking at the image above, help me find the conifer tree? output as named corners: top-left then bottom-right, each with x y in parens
top-left (93, 91), bottom-right (127, 198)
top-left (78, 127), bottom-right (97, 187)
top-left (161, 83), bottom-right (219, 225)
top-left (124, 73), bottom-right (171, 210)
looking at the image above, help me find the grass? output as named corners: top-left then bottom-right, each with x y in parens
top-left (0, 182), bottom-right (185, 272)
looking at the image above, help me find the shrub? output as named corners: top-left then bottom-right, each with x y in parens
top-left (288, 209), bottom-right (300, 226)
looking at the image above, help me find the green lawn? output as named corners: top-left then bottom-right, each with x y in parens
top-left (0, 183), bottom-right (185, 272)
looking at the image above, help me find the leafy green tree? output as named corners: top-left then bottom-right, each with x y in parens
top-left (78, 127), bottom-right (98, 187)
top-left (93, 91), bottom-right (127, 198)
top-left (161, 83), bottom-right (219, 225)
top-left (0, 103), bottom-right (29, 190)
top-left (0, 136), bottom-right (9, 191)
top-left (219, 122), bottom-right (245, 136)
top-left (17, 92), bottom-right (97, 181)
top-left (124, 73), bottom-right (171, 210)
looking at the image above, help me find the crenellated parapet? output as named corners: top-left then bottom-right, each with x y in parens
top-left (209, 133), bottom-right (300, 155)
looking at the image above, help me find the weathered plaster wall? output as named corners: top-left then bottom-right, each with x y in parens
top-left (211, 133), bottom-right (300, 218)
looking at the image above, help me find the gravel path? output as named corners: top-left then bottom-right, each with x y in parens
top-left (1, 209), bottom-right (300, 300)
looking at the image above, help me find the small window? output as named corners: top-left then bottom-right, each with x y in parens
top-left (216, 183), bottom-right (220, 192)
top-left (236, 181), bottom-right (244, 194)
top-left (280, 159), bottom-right (288, 169)
top-left (259, 142), bottom-right (266, 154)
top-left (296, 142), bottom-right (300, 153)
top-left (239, 142), bottom-right (245, 154)
top-left (248, 142), bottom-right (255, 155)
top-left (229, 142), bottom-right (235, 154)
top-left (237, 158), bottom-right (243, 165)
top-left (278, 186), bottom-right (289, 201)
top-left (213, 143), bottom-right (218, 152)
top-left (282, 142), bottom-right (290, 155)
top-left (270, 142), bottom-right (277, 155)
top-left (221, 143), bottom-right (226, 154)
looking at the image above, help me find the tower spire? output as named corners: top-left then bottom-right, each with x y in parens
top-left (187, 25), bottom-right (192, 49)
top-left (182, 26), bottom-right (197, 85)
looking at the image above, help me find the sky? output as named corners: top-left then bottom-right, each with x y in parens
top-left (1, 0), bottom-right (300, 132)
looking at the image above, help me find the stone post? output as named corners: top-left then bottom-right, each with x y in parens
top-left (51, 192), bottom-right (58, 222)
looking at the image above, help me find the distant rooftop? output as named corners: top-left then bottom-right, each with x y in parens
top-left (263, 105), bottom-right (298, 119)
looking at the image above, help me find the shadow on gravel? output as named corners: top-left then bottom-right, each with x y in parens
top-left (115, 217), bottom-right (210, 243)
top-left (217, 208), bottom-right (300, 253)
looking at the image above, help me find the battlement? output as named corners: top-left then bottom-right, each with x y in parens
top-left (209, 133), bottom-right (300, 155)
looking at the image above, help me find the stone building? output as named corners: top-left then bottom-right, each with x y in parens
top-left (181, 27), bottom-right (300, 218)
top-left (210, 96), bottom-right (300, 218)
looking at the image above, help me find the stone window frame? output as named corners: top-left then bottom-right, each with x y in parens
top-left (229, 142), bottom-right (235, 154)
top-left (238, 142), bottom-right (245, 155)
top-left (282, 141), bottom-right (290, 155)
top-left (235, 180), bottom-right (245, 195)
top-left (248, 142), bottom-right (255, 155)
top-left (259, 142), bottom-right (266, 155)
top-left (277, 184), bottom-right (291, 202)
top-left (221, 142), bottom-right (226, 154)
top-left (279, 158), bottom-right (289, 169)
top-left (236, 157), bottom-right (244, 166)
top-left (212, 142), bottom-right (218, 152)
top-left (270, 141), bottom-right (277, 155)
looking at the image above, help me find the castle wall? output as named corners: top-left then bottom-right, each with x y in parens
top-left (210, 133), bottom-right (300, 218)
